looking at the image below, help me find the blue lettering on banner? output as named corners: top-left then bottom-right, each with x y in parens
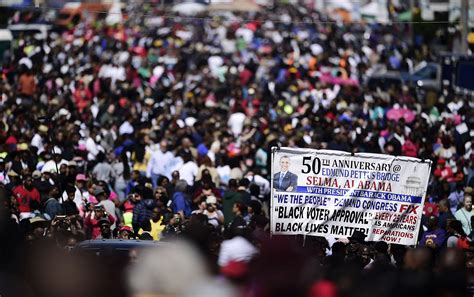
top-left (295, 186), bottom-right (422, 204)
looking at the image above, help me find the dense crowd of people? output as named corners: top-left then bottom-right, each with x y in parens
top-left (0, 1), bottom-right (474, 296)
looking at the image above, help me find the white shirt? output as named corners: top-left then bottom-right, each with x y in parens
top-left (228, 112), bottom-right (246, 136)
top-left (119, 121), bottom-right (134, 135)
top-left (31, 133), bottom-right (44, 154)
top-left (178, 161), bottom-right (198, 186)
top-left (455, 208), bottom-right (474, 235)
top-left (146, 149), bottom-right (175, 178)
top-left (85, 137), bottom-right (100, 161)
top-left (41, 159), bottom-right (68, 173)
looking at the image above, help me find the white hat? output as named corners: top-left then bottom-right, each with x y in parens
top-left (58, 108), bottom-right (70, 118)
top-left (52, 146), bottom-right (62, 155)
top-left (144, 98), bottom-right (155, 105)
top-left (205, 196), bottom-right (217, 204)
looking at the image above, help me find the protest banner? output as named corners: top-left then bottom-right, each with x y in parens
top-left (270, 147), bottom-right (432, 246)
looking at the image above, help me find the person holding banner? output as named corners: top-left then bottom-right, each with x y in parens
top-left (273, 156), bottom-right (298, 192)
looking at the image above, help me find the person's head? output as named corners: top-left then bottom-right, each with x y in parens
top-left (75, 174), bottom-right (88, 188)
top-left (279, 155), bottom-right (290, 172)
top-left (94, 205), bottom-right (105, 218)
top-left (175, 180), bottom-right (188, 193)
top-left (96, 152), bottom-right (106, 163)
top-left (154, 186), bottom-right (167, 200)
top-left (438, 199), bottom-right (450, 213)
top-left (152, 207), bottom-right (162, 222)
top-left (118, 226), bottom-right (133, 239)
top-left (374, 241), bottom-right (389, 256)
top-left (198, 201), bottom-right (207, 211)
top-left (31, 220), bottom-right (47, 239)
top-left (206, 196), bottom-right (217, 212)
top-left (24, 233), bottom-right (36, 246)
top-left (249, 183), bottom-right (260, 197)
top-left (171, 170), bottom-right (180, 181)
top-left (65, 184), bottom-right (76, 201)
top-left (23, 174), bottom-right (33, 190)
top-left (248, 200), bottom-right (262, 215)
top-left (331, 241), bottom-right (347, 258)
top-left (59, 163), bottom-right (68, 175)
top-left (464, 195), bottom-right (472, 212)
top-left (202, 182), bottom-right (214, 196)
top-left (32, 170), bottom-right (41, 181)
top-left (427, 216), bottom-right (438, 230)
top-left (67, 161), bottom-right (77, 174)
top-left (131, 170), bottom-right (140, 181)
top-left (358, 245), bottom-right (371, 265)
top-left (157, 176), bottom-right (170, 188)
top-left (228, 179), bottom-right (238, 190)
top-left (201, 156), bottom-right (213, 167)
top-left (49, 185), bottom-right (60, 199)
top-left (65, 236), bottom-right (78, 252)
top-left (181, 137), bottom-right (192, 149)
top-left (99, 220), bottom-right (112, 238)
top-left (98, 181), bottom-right (111, 197)
top-left (437, 158), bottom-right (446, 168)
top-left (160, 139), bottom-right (168, 152)
top-left (94, 186), bottom-right (107, 201)
top-left (448, 220), bottom-right (466, 237)
top-left (129, 191), bottom-right (142, 203)
top-left (52, 147), bottom-right (62, 161)
top-left (233, 202), bottom-right (245, 216)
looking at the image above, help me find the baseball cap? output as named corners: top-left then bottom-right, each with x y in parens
top-left (144, 98), bottom-right (154, 105)
top-left (119, 226), bottom-right (133, 234)
top-left (38, 125), bottom-right (48, 133)
top-left (7, 171), bottom-right (19, 177)
top-left (32, 170), bottom-right (41, 179)
top-left (206, 196), bottom-right (217, 204)
top-left (220, 261), bottom-right (249, 279)
top-left (68, 160), bottom-right (77, 167)
top-left (75, 174), bottom-right (87, 181)
top-left (17, 143), bottom-right (28, 151)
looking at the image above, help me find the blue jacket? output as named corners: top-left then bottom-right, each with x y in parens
top-left (171, 192), bottom-right (192, 217)
top-left (44, 198), bottom-right (63, 220)
top-left (132, 199), bottom-right (156, 232)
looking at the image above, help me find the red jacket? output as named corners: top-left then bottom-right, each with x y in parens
top-left (13, 185), bottom-right (40, 213)
top-left (84, 212), bottom-right (116, 239)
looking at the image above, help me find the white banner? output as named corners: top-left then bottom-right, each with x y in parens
top-left (270, 147), bottom-right (432, 246)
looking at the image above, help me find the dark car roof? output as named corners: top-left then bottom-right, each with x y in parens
top-left (77, 239), bottom-right (170, 251)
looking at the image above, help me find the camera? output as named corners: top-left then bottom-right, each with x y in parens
top-left (55, 215), bottom-right (70, 230)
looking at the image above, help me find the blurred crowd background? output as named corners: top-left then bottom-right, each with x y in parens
top-left (0, 0), bottom-right (474, 296)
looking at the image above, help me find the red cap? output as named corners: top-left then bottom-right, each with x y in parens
top-left (119, 226), bottom-right (133, 233)
top-left (220, 261), bottom-right (249, 279)
top-left (309, 280), bottom-right (338, 297)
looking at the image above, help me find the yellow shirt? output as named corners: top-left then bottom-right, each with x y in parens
top-left (123, 212), bottom-right (133, 228)
top-left (132, 151), bottom-right (151, 174)
top-left (138, 219), bottom-right (165, 241)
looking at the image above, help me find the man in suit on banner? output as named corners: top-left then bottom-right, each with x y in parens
top-left (273, 155), bottom-right (298, 192)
